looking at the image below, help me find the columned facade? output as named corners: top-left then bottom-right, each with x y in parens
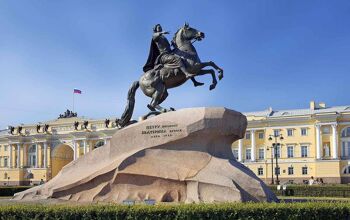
top-left (232, 101), bottom-right (350, 184)
top-left (0, 115), bottom-right (117, 186)
top-left (315, 124), bottom-right (322, 160)
top-left (251, 130), bottom-right (256, 161)
top-left (332, 123), bottom-right (338, 159)
top-left (238, 139), bottom-right (243, 162)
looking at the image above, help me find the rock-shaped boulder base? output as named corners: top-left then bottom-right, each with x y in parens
top-left (14, 107), bottom-right (277, 203)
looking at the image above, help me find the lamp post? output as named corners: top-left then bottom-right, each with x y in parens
top-left (268, 147), bottom-right (274, 185)
top-left (268, 133), bottom-right (284, 185)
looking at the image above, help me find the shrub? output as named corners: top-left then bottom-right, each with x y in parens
top-left (0, 186), bottom-right (32, 197)
top-left (0, 203), bottom-right (350, 220)
top-left (269, 185), bottom-right (350, 197)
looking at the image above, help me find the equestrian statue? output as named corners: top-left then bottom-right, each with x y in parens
top-left (116, 23), bottom-right (224, 127)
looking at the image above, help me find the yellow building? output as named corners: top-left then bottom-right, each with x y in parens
top-left (0, 111), bottom-right (117, 186)
top-left (232, 101), bottom-right (350, 184)
top-left (1, 101), bottom-right (350, 186)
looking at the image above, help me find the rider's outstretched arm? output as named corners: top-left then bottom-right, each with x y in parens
top-left (153, 31), bottom-right (170, 41)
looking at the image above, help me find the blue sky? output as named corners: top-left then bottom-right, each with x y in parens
top-left (0, 1), bottom-right (349, 129)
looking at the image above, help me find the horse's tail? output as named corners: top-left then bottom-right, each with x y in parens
top-left (116, 81), bottom-right (139, 127)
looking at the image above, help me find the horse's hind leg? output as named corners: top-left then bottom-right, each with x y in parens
top-left (148, 82), bottom-right (168, 112)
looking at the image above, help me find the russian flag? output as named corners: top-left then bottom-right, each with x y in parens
top-left (73, 88), bottom-right (82, 94)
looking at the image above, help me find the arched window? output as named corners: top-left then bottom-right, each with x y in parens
top-left (94, 140), bottom-right (105, 149)
top-left (28, 145), bottom-right (36, 167)
top-left (342, 127), bottom-right (350, 137)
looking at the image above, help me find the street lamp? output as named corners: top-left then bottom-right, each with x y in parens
top-left (268, 133), bottom-right (284, 185)
top-left (266, 146), bottom-right (275, 185)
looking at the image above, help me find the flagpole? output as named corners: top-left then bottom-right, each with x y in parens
top-left (73, 91), bottom-right (75, 113)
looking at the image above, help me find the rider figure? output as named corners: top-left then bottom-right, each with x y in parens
top-left (145, 24), bottom-right (204, 87)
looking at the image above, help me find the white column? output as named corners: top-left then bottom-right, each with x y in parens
top-left (238, 139), bottom-right (243, 162)
top-left (315, 124), bottom-right (322, 159)
top-left (8, 144), bottom-right (12, 168)
top-left (83, 140), bottom-right (87, 154)
top-left (251, 130), bottom-right (256, 161)
top-left (332, 124), bottom-right (338, 159)
top-left (17, 143), bottom-right (20, 168)
top-left (73, 140), bottom-right (77, 160)
top-left (35, 143), bottom-right (38, 168)
top-left (43, 142), bottom-right (47, 168)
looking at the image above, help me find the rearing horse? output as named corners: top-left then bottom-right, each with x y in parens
top-left (117, 23), bottom-right (224, 127)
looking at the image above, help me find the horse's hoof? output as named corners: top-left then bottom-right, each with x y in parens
top-left (209, 84), bottom-right (216, 90)
top-left (194, 82), bottom-right (205, 87)
top-left (218, 73), bottom-right (224, 81)
top-left (147, 104), bottom-right (156, 111)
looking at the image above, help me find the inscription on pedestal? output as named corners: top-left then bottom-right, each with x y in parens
top-left (141, 124), bottom-right (183, 138)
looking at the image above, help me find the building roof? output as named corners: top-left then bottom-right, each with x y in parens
top-left (0, 129), bottom-right (8, 138)
top-left (244, 105), bottom-right (350, 118)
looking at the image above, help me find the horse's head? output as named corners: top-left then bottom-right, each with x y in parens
top-left (173, 23), bottom-right (205, 48)
top-left (182, 22), bottom-right (205, 41)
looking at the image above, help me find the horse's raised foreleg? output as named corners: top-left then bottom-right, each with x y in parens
top-left (198, 69), bottom-right (217, 90)
top-left (199, 61), bottom-right (224, 80)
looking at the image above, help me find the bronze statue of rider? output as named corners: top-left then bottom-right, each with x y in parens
top-left (143, 24), bottom-right (204, 87)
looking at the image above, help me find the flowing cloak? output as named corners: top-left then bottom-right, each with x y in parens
top-left (143, 38), bottom-right (183, 73)
top-left (143, 39), bottom-right (160, 73)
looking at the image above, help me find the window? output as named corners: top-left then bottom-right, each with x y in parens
top-left (344, 165), bottom-right (350, 174)
top-left (0, 157), bottom-right (2, 167)
top-left (4, 145), bottom-right (8, 151)
top-left (28, 145), bottom-right (37, 167)
top-left (258, 132), bottom-right (264, 139)
top-left (94, 140), bottom-right (105, 149)
top-left (342, 141), bottom-right (350, 157)
top-left (3, 157), bottom-right (8, 167)
top-left (287, 129), bottom-right (294, 137)
top-left (258, 167), bottom-right (263, 176)
top-left (324, 144), bottom-right (330, 157)
top-left (288, 166), bottom-right (294, 175)
top-left (245, 131), bottom-right (251, 140)
top-left (4, 173), bottom-right (7, 179)
top-left (287, 145), bottom-right (294, 158)
top-left (302, 166), bottom-right (308, 175)
top-left (232, 149), bottom-right (239, 160)
top-left (275, 167), bottom-right (280, 175)
top-left (301, 145), bottom-right (308, 157)
top-left (258, 148), bottom-right (264, 159)
top-left (274, 129), bottom-right (280, 137)
top-left (301, 128), bottom-right (308, 136)
top-left (342, 127), bottom-right (350, 137)
top-left (273, 145), bottom-right (281, 158)
top-left (246, 149), bottom-right (251, 160)
top-left (322, 126), bottom-right (330, 134)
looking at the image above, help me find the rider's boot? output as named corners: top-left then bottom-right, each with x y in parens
top-left (180, 66), bottom-right (196, 79)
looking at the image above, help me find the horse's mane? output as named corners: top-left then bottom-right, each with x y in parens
top-left (172, 27), bottom-right (183, 49)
